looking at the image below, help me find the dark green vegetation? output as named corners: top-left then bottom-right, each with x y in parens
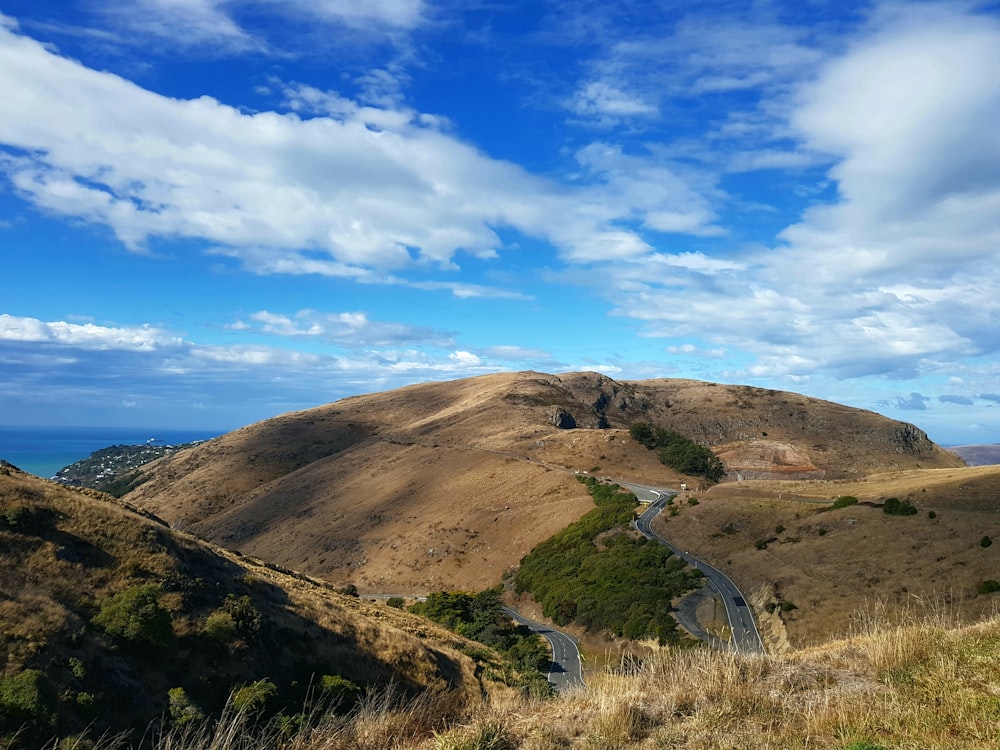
top-left (882, 497), bottom-right (918, 516)
top-left (629, 423), bottom-right (726, 482)
top-left (409, 588), bottom-right (551, 695)
top-left (0, 468), bottom-right (475, 749)
top-left (831, 495), bottom-right (859, 510)
top-left (514, 477), bottom-right (703, 643)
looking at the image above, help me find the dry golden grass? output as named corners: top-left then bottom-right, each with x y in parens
top-left (60, 611), bottom-right (1000, 750)
top-left (657, 466), bottom-right (1000, 646)
top-left (0, 466), bottom-right (506, 746)
top-left (122, 371), bottom-right (962, 598)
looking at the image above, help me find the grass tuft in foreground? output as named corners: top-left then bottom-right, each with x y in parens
top-left (42, 610), bottom-right (1000, 750)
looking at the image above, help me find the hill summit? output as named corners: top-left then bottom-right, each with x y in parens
top-left (123, 372), bottom-right (963, 594)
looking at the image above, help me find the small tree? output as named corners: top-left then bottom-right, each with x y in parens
top-left (92, 584), bottom-right (173, 646)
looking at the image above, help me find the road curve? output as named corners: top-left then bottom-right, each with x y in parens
top-left (504, 606), bottom-right (585, 690)
top-left (619, 481), bottom-right (765, 654)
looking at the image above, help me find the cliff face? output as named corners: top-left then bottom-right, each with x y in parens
top-left (515, 373), bottom-right (958, 479)
top-left (122, 372), bottom-right (963, 592)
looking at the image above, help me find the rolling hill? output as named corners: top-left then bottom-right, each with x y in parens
top-left (119, 371), bottom-right (980, 644)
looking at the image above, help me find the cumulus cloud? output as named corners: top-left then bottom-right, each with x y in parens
top-left (0, 21), bottom-right (727, 287)
top-left (590, 4), bottom-right (1000, 388)
top-left (0, 314), bottom-right (180, 351)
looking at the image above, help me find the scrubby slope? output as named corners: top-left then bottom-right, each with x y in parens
top-left (0, 463), bottom-right (499, 747)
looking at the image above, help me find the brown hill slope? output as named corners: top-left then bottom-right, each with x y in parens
top-left (0, 462), bottom-right (500, 747)
top-left (951, 443), bottom-right (1000, 466)
top-left (663, 465), bottom-right (1000, 647)
top-left (124, 371), bottom-right (962, 596)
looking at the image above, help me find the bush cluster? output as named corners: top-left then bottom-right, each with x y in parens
top-left (831, 495), bottom-right (859, 510)
top-left (882, 498), bottom-right (918, 516)
top-left (91, 584), bottom-right (173, 647)
top-left (514, 477), bottom-right (703, 643)
top-left (409, 588), bottom-right (551, 692)
top-left (629, 424), bottom-right (725, 482)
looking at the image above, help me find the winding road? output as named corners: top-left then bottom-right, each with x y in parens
top-left (504, 606), bottom-right (585, 690)
top-left (619, 481), bottom-right (766, 654)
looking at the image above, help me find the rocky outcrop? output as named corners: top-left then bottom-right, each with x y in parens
top-left (550, 408), bottom-right (577, 429)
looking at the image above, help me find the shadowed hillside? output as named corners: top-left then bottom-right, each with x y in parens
top-left (123, 372), bottom-right (963, 603)
top-left (0, 463), bottom-right (502, 747)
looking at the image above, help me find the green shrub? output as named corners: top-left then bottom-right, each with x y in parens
top-left (928, 511), bottom-right (937, 519)
top-left (168, 686), bottom-right (204, 726)
top-left (202, 610), bottom-right (238, 643)
top-left (831, 496), bottom-right (858, 510)
top-left (386, 596), bottom-right (405, 609)
top-left (687, 497), bottom-right (699, 506)
top-left (0, 669), bottom-right (55, 729)
top-left (882, 498), bottom-right (917, 516)
top-left (231, 679), bottom-right (277, 714)
top-left (981, 535), bottom-right (993, 548)
top-left (68, 656), bottom-right (86, 680)
top-left (318, 675), bottom-right (361, 709)
top-left (976, 580), bottom-right (1000, 595)
top-left (223, 594), bottom-right (262, 641)
top-left (92, 584), bottom-right (173, 646)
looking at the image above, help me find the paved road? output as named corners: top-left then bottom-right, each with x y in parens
top-left (504, 606), bottom-right (585, 690)
top-left (619, 481), bottom-right (765, 654)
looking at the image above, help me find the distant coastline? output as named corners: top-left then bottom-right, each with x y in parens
top-left (0, 425), bottom-right (224, 479)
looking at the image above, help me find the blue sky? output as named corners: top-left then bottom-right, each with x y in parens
top-left (2, 1), bottom-right (1000, 445)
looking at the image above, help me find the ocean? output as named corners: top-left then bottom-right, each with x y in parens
top-left (0, 425), bottom-right (225, 479)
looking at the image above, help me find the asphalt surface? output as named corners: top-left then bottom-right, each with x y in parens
top-left (619, 481), bottom-right (766, 654)
top-left (504, 606), bottom-right (585, 690)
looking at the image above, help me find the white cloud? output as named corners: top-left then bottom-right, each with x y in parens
top-left (97, 0), bottom-right (261, 52)
top-left (569, 80), bottom-right (658, 125)
top-left (236, 309), bottom-right (454, 347)
top-left (448, 350), bottom-right (482, 368)
top-left (282, 0), bottom-right (426, 30)
top-left (94, 0), bottom-right (426, 51)
top-left (0, 22), bottom-right (728, 285)
top-left (0, 314), bottom-right (180, 351)
top-left (583, 5), bottom-right (1000, 390)
top-left (483, 345), bottom-right (553, 361)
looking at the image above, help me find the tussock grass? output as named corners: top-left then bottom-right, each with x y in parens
top-left (57, 611), bottom-right (999, 750)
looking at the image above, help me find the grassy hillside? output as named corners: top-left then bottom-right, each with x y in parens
top-left (121, 371), bottom-right (962, 600)
top-left (0, 464), bottom-right (504, 748)
top-left (662, 465), bottom-right (1000, 646)
top-left (33, 611), bottom-right (1000, 749)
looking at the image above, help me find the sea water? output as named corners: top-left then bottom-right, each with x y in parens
top-left (0, 425), bottom-right (224, 479)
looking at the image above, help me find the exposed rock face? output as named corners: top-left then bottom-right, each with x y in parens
top-left (550, 408), bottom-right (577, 429)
